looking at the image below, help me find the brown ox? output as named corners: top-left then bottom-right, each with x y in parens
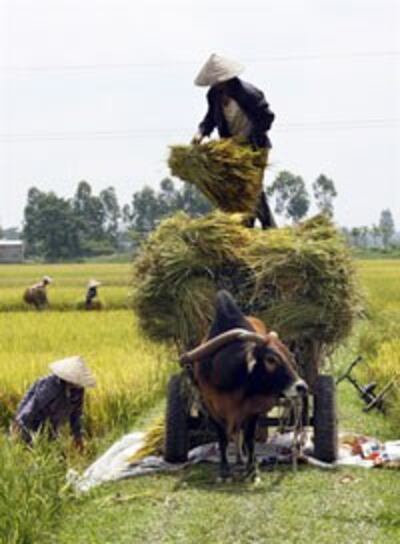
top-left (180, 290), bottom-right (307, 481)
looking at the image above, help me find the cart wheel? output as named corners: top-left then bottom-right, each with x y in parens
top-left (313, 375), bottom-right (338, 462)
top-left (164, 373), bottom-right (190, 463)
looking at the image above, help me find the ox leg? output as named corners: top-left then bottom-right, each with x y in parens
top-left (244, 415), bottom-right (259, 482)
top-left (235, 431), bottom-right (245, 467)
top-left (214, 422), bottom-right (231, 481)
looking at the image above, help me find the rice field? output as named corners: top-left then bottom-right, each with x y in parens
top-left (0, 263), bottom-right (178, 437)
top-left (352, 260), bottom-right (400, 425)
top-left (0, 263), bottom-right (132, 311)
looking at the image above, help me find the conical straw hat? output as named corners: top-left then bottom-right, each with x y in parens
top-left (49, 356), bottom-right (96, 388)
top-left (194, 54), bottom-right (244, 86)
top-left (42, 276), bottom-right (53, 284)
top-left (88, 279), bottom-right (101, 288)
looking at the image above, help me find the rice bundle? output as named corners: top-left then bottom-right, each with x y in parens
top-left (133, 212), bottom-right (363, 364)
top-left (168, 139), bottom-right (267, 214)
top-left (128, 416), bottom-right (165, 462)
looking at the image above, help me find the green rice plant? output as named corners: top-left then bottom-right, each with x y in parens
top-left (0, 436), bottom-right (67, 543)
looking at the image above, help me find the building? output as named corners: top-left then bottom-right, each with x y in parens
top-left (0, 240), bottom-right (24, 263)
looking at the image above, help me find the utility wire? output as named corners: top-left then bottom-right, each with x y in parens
top-left (1, 50), bottom-right (399, 74)
top-left (0, 118), bottom-right (398, 143)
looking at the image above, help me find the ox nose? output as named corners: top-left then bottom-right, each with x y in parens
top-left (295, 380), bottom-right (308, 396)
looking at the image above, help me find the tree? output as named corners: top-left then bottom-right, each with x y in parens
top-left (72, 181), bottom-right (110, 254)
top-left (371, 224), bottom-right (383, 248)
top-left (23, 187), bottom-right (46, 256)
top-left (158, 177), bottom-right (179, 216)
top-left (267, 170), bottom-right (310, 223)
top-left (73, 180), bottom-right (106, 240)
top-left (177, 183), bottom-right (212, 217)
top-left (99, 186), bottom-right (121, 246)
top-left (312, 174), bottom-right (337, 217)
top-left (379, 209), bottom-right (395, 248)
top-left (23, 189), bottom-right (81, 260)
top-left (131, 186), bottom-right (162, 234)
top-left (2, 227), bottom-right (21, 240)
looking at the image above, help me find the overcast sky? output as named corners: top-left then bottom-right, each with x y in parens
top-left (0, 0), bottom-right (399, 229)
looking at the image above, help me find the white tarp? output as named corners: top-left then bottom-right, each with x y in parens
top-left (67, 432), bottom-right (400, 493)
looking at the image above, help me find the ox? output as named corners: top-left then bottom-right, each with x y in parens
top-left (181, 290), bottom-right (307, 481)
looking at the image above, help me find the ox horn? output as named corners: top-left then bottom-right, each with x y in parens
top-left (179, 329), bottom-right (267, 365)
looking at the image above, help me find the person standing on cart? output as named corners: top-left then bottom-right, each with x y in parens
top-left (192, 53), bottom-right (276, 229)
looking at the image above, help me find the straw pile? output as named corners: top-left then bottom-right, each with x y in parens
top-left (168, 139), bottom-right (267, 214)
top-left (133, 212), bottom-right (362, 357)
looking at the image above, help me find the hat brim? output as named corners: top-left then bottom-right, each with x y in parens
top-left (49, 356), bottom-right (96, 388)
top-left (194, 55), bottom-right (245, 87)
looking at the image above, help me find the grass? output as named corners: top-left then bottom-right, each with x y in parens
top-left (0, 437), bottom-right (68, 544)
top-left (55, 386), bottom-right (400, 544)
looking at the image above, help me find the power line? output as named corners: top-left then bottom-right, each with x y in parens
top-left (0, 118), bottom-right (398, 143)
top-left (1, 50), bottom-right (399, 74)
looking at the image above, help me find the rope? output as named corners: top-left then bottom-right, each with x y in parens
top-left (277, 396), bottom-right (309, 471)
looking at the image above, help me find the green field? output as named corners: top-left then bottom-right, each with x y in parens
top-left (1, 260), bottom-right (400, 543)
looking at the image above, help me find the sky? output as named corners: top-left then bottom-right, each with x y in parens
top-left (0, 0), bottom-right (399, 229)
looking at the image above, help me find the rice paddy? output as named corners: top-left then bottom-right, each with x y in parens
top-left (0, 263), bottom-right (131, 311)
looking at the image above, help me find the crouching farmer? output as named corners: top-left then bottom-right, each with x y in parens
top-left (85, 279), bottom-right (102, 310)
top-left (23, 275), bottom-right (52, 310)
top-left (12, 356), bottom-right (96, 451)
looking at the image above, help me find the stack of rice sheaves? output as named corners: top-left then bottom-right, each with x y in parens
top-left (132, 212), bottom-right (363, 367)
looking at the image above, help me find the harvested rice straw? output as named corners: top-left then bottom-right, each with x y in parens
top-left (129, 416), bottom-right (165, 462)
top-left (133, 212), bottom-right (363, 358)
top-left (168, 139), bottom-right (267, 214)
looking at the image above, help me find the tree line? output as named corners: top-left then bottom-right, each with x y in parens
top-left (0, 169), bottom-right (398, 260)
top-left (342, 209), bottom-right (398, 251)
top-left (20, 180), bottom-right (211, 260)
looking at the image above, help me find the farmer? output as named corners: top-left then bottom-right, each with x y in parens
top-left (23, 275), bottom-right (52, 310)
top-left (192, 53), bottom-right (276, 229)
top-left (12, 356), bottom-right (96, 451)
top-left (85, 279), bottom-right (101, 310)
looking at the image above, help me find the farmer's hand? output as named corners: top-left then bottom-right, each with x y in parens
top-left (73, 437), bottom-right (85, 453)
top-left (191, 132), bottom-right (203, 145)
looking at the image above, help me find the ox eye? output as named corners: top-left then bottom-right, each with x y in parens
top-left (265, 356), bottom-right (278, 370)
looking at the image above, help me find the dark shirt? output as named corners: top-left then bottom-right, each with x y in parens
top-left (86, 286), bottom-right (97, 305)
top-left (198, 77), bottom-right (275, 149)
top-left (15, 375), bottom-right (84, 442)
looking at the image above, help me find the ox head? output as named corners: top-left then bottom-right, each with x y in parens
top-left (180, 328), bottom-right (307, 399)
top-left (244, 331), bottom-right (308, 399)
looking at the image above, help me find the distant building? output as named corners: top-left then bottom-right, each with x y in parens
top-left (0, 240), bottom-right (24, 263)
